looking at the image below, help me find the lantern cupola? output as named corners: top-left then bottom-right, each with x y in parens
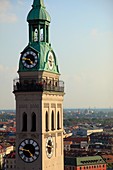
top-left (27, 0), bottom-right (51, 44)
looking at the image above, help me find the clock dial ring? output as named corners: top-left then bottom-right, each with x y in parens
top-left (21, 51), bottom-right (38, 68)
top-left (47, 51), bottom-right (54, 70)
top-left (18, 139), bottom-right (40, 163)
top-left (46, 136), bottom-right (54, 158)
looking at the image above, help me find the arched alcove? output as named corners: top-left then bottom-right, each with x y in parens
top-left (22, 112), bottom-right (27, 131)
top-left (51, 111), bottom-right (55, 131)
top-left (31, 112), bottom-right (36, 132)
top-left (45, 111), bottom-right (49, 131)
top-left (57, 111), bottom-right (60, 130)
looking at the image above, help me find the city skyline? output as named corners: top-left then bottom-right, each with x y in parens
top-left (0, 0), bottom-right (113, 109)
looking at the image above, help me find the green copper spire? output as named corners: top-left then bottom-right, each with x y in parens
top-left (18, 0), bottom-right (59, 74)
top-left (27, 0), bottom-right (51, 22)
top-left (33, 0), bottom-right (45, 8)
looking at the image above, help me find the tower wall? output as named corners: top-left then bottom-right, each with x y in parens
top-left (13, 1), bottom-right (64, 169)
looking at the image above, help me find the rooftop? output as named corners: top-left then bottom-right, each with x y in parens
top-left (64, 155), bottom-right (106, 166)
top-left (6, 151), bottom-right (16, 159)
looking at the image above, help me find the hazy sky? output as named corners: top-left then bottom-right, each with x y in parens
top-left (0, 0), bottom-right (113, 109)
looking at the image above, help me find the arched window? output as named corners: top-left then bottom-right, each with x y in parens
top-left (51, 111), bottom-right (55, 131)
top-left (33, 28), bottom-right (38, 42)
top-left (57, 111), bottom-right (60, 130)
top-left (45, 111), bottom-right (49, 131)
top-left (22, 112), bottom-right (27, 131)
top-left (40, 26), bottom-right (44, 41)
top-left (46, 25), bottom-right (49, 43)
top-left (31, 112), bottom-right (36, 132)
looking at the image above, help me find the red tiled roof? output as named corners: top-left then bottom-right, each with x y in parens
top-left (6, 151), bottom-right (16, 158)
top-left (64, 136), bottom-right (88, 143)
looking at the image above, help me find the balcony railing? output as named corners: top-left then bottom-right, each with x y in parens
top-left (13, 78), bottom-right (64, 93)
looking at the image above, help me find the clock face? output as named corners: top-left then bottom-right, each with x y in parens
top-left (48, 51), bottom-right (54, 70)
top-left (18, 139), bottom-right (40, 163)
top-left (22, 51), bottom-right (38, 68)
top-left (46, 136), bottom-right (54, 158)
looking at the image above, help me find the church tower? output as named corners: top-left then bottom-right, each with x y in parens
top-left (13, 0), bottom-right (64, 169)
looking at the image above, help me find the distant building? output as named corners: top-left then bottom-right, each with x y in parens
top-left (102, 154), bottom-right (113, 163)
top-left (101, 154), bottom-right (113, 169)
top-left (64, 155), bottom-right (106, 170)
top-left (4, 151), bottom-right (16, 170)
top-left (64, 141), bottom-right (73, 151)
top-left (90, 132), bottom-right (113, 145)
top-left (88, 143), bottom-right (113, 154)
top-left (64, 136), bottom-right (89, 143)
top-left (7, 131), bottom-right (16, 143)
top-left (74, 127), bottom-right (103, 136)
top-left (0, 143), bottom-right (14, 170)
top-left (64, 136), bottom-right (89, 152)
top-left (0, 145), bottom-right (4, 170)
